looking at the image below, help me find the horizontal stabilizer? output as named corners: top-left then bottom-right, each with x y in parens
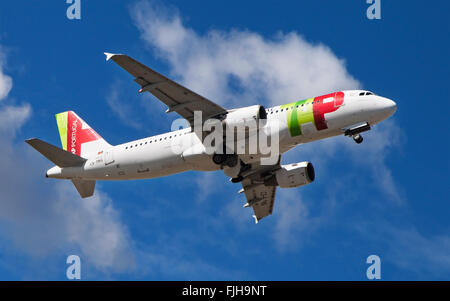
top-left (71, 179), bottom-right (96, 198)
top-left (26, 138), bottom-right (86, 167)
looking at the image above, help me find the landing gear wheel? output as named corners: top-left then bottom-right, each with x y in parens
top-left (212, 153), bottom-right (226, 165)
top-left (213, 153), bottom-right (238, 167)
top-left (224, 155), bottom-right (238, 167)
top-left (353, 134), bottom-right (363, 144)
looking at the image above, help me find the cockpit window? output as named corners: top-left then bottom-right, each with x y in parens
top-left (359, 91), bottom-right (375, 96)
top-left (366, 92), bottom-right (374, 95)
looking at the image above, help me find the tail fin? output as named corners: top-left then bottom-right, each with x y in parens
top-left (55, 111), bottom-right (111, 158)
top-left (26, 138), bottom-right (96, 198)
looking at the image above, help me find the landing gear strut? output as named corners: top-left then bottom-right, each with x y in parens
top-left (352, 134), bottom-right (363, 144)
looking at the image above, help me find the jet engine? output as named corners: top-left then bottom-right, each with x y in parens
top-left (210, 105), bottom-right (267, 167)
top-left (223, 105), bottom-right (267, 131)
top-left (265, 162), bottom-right (315, 188)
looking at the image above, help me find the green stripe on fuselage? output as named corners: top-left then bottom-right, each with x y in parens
top-left (280, 98), bottom-right (314, 136)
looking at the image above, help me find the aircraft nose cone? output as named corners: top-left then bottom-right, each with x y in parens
top-left (384, 98), bottom-right (397, 116)
top-left (370, 96), bottom-right (397, 124)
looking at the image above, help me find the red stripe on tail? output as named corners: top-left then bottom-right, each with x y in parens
top-left (66, 111), bottom-right (101, 156)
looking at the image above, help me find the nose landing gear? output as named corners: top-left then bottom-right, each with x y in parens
top-left (352, 134), bottom-right (363, 144)
top-left (343, 122), bottom-right (370, 144)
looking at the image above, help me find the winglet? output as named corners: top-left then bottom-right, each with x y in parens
top-left (104, 52), bottom-right (117, 61)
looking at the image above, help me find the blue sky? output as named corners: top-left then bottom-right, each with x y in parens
top-left (0, 0), bottom-right (448, 280)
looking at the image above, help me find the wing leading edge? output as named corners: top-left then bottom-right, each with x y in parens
top-left (104, 52), bottom-right (227, 124)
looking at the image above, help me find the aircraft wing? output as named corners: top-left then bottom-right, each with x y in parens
top-left (104, 53), bottom-right (227, 124)
top-left (239, 157), bottom-right (281, 223)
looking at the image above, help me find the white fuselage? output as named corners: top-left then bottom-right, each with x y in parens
top-left (47, 90), bottom-right (396, 180)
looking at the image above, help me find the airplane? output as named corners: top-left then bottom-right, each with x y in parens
top-left (26, 52), bottom-right (397, 223)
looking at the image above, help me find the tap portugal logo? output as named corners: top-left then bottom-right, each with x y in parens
top-left (281, 91), bottom-right (344, 137)
top-left (71, 118), bottom-right (78, 154)
top-left (56, 111), bottom-right (101, 156)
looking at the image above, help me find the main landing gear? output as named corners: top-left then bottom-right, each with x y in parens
top-left (212, 153), bottom-right (238, 167)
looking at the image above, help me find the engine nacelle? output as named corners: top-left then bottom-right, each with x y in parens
top-left (265, 162), bottom-right (315, 188)
top-left (223, 105), bottom-right (267, 131)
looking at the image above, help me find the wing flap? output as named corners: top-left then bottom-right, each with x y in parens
top-left (242, 179), bottom-right (276, 223)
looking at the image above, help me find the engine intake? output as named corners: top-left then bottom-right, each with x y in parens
top-left (265, 162), bottom-right (315, 188)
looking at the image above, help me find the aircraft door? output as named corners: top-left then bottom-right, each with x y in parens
top-left (104, 149), bottom-right (115, 165)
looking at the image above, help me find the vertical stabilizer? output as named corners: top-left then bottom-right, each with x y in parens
top-left (55, 111), bottom-right (111, 158)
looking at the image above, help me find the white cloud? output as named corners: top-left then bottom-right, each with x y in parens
top-left (0, 49), bottom-right (12, 101)
top-left (131, 0), bottom-right (360, 108)
top-left (53, 184), bottom-right (135, 271)
top-left (272, 189), bottom-right (310, 250)
top-left (387, 227), bottom-right (450, 276)
top-left (354, 221), bottom-right (450, 278)
top-left (106, 84), bottom-right (143, 130)
top-left (0, 47), bottom-right (135, 277)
